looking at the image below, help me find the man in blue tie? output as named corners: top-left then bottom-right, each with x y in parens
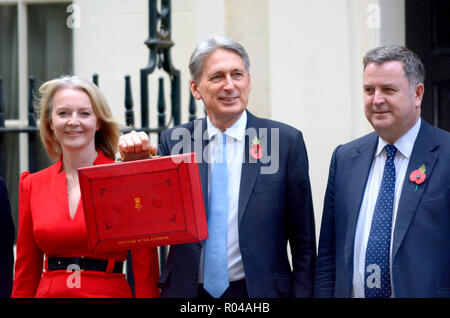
top-left (314, 45), bottom-right (450, 298)
top-left (119, 36), bottom-right (316, 298)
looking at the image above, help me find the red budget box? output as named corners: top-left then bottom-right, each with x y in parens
top-left (78, 153), bottom-right (208, 253)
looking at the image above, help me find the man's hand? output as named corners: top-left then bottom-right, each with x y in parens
top-left (118, 131), bottom-right (158, 161)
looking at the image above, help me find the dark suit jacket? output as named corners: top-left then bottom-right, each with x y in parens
top-left (315, 119), bottom-right (450, 298)
top-left (157, 110), bottom-right (316, 297)
top-left (0, 177), bottom-right (15, 298)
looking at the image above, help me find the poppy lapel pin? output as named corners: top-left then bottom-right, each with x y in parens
top-left (249, 136), bottom-right (263, 160)
top-left (409, 164), bottom-right (426, 191)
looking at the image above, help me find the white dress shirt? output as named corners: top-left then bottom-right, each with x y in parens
top-left (352, 118), bottom-right (421, 297)
top-left (198, 111), bottom-right (247, 283)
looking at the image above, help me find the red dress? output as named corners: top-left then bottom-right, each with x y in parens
top-left (12, 151), bottom-right (160, 298)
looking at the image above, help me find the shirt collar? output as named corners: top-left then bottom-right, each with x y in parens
top-left (375, 117), bottom-right (421, 159)
top-left (206, 110), bottom-right (247, 142)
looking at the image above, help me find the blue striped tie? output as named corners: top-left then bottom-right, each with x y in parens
top-left (204, 133), bottom-right (229, 298)
top-left (365, 144), bottom-right (397, 298)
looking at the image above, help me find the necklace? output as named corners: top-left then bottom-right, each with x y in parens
top-left (66, 173), bottom-right (79, 194)
top-left (67, 182), bottom-right (79, 194)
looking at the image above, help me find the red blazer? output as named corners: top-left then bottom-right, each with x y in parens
top-left (12, 151), bottom-right (160, 298)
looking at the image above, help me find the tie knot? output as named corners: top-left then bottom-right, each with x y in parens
top-left (385, 144), bottom-right (397, 160)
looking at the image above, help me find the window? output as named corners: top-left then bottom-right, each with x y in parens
top-left (0, 0), bottom-right (72, 229)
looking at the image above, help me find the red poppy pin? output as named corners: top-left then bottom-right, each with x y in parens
top-left (250, 136), bottom-right (263, 160)
top-left (409, 164), bottom-right (426, 191)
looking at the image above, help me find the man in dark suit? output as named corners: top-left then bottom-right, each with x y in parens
top-left (119, 36), bottom-right (316, 298)
top-left (315, 45), bottom-right (450, 298)
top-left (0, 177), bottom-right (15, 298)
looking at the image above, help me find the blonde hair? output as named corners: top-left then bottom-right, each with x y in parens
top-left (36, 75), bottom-right (120, 160)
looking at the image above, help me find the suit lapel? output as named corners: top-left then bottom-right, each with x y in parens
top-left (196, 118), bottom-right (209, 215)
top-left (191, 118), bottom-right (208, 246)
top-left (193, 112), bottom-right (261, 229)
top-left (392, 121), bottom-right (438, 260)
top-left (344, 133), bottom-right (378, 274)
top-left (238, 111), bottom-right (261, 225)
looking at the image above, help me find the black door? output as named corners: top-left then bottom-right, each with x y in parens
top-left (406, 0), bottom-right (450, 131)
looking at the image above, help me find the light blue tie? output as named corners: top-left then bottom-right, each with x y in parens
top-left (365, 144), bottom-right (397, 298)
top-left (204, 133), bottom-right (229, 298)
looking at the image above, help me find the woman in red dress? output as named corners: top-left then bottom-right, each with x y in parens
top-left (12, 76), bottom-right (160, 298)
